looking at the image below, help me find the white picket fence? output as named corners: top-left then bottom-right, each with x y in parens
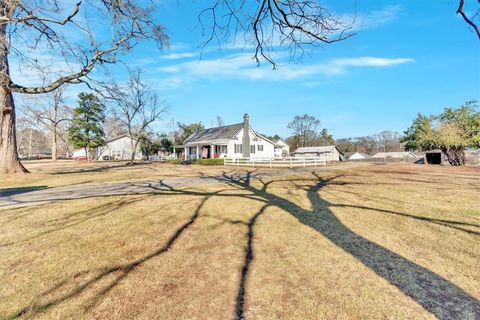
top-left (224, 156), bottom-right (326, 168)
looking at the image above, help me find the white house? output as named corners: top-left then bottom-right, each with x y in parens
top-left (293, 146), bottom-right (342, 162)
top-left (273, 139), bottom-right (290, 158)
top-left (73, 135), bottom-right (142, 161)
top-left (97, 135), bottom-right (142, 160)
top-left (177, 114), bottom-right (276, 160)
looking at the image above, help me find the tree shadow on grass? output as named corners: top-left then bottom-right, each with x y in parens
top-left (6, 170), bottom-right (480, 319)
top-left (0, 196), bottom-right (149, 248)
top-left (8, 193), bottom-right (213, 319)
top-left (217, 171), bottom-right (480, 320)
top-left (319, 188), bottom-right (480, 236)
top-left (234, 204), bottom-right (270, 320)
top-left (0, 186), bottom-right (48, 197)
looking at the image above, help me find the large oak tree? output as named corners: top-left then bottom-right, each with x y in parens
top-left (0, 1), bottom-right (168, 173)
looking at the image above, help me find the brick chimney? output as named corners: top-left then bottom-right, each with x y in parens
top-left (242, 113), bottom-right (250, 158)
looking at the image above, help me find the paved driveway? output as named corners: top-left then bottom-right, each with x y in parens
top-left (0, 162), bottom-right (370, 209)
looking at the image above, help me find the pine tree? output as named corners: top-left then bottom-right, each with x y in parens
top-left (68, 93), bottom-right (106, 161)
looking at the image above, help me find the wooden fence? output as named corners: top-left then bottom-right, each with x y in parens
top-left (224, 156), bottom-right (327, 168)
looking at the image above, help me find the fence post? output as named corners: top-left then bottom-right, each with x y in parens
top-left (290, 158), bottom-right (292, 168)
top-left (269, 159), bottom-right (272, 168)
top-left (314, 158), bottom-right (317, 166)
top-left (303, 158), bottom-right (306, 167)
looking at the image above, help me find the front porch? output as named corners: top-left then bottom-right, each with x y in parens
top-left (183, 144), bottom-right (228, 160)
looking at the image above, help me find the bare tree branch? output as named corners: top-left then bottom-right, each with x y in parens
top-left (199, 0), bottom-right (355, 66)
top-left (457, 0), bottom-right (480, 39)
top-left (100, 68), bottom-right (167, 163)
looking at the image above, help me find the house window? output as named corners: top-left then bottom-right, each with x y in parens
top-left (215, 145), bottom-right (227, 154)
top-left (234, 144), bottom-right (242, 154)
top-left (250, 145), bottom-right (256, 154)
top-left (257, 145), bottom-right (264, 152)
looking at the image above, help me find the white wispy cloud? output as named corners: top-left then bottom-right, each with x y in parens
top-left (361, 5), bottom-right (402, 29)
top-left (343, 4), bottom-right (402, 32)
top-left (157, 53), bottom-right (414, 81)
top-left (160, 52), bottom-right (199, 60)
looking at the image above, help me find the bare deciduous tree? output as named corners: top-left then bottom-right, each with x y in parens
top-left (287, 114), bottom-right (321, 148)
top-left (103, 69), bottom-right (166, 164)
top-left (199, 0), bottom-right (355, 66)
top-left (375, 130), bottom-right (401, 152)
top-left (26, 85), bottom-right (71, 161)
top-left (216, 116), bottom-right (225, 127)
top-left (0, 1), bottom-right (168, 173)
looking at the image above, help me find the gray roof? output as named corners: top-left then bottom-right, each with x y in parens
top-left (372, 152), bottom-right (417, 158)
top-left (294, 146), bottom-right (338, 153)
top-left (184, 123), bottom-right (243, 144)
top-left (106, 134), bottom-right (137, 144)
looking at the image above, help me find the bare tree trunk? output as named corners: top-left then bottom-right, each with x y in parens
top-left (0, 24), bottom-right (27, 174)
top-left (28, 129), bottom-right (32, 158)
top-left (444, 149), bottom-right (465, 166)
top-left (52, 126), bottom-right (57, 161)
top-left (129, 137), bottom-right (136, 164)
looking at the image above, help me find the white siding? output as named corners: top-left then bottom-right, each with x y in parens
top-left (293, 148), bottom-right (340, 161)
top-left (225, 128), bottom-right (275, 159)
top-left (97, 136), bottom-right (142, 160)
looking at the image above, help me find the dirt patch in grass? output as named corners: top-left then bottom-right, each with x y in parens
top-left (0, 164), bottom-right (479, 319)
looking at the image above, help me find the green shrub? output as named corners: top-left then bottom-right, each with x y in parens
top-left (192, 158), bottom-right (224, 165)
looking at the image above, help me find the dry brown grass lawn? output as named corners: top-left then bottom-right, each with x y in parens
top-left (0, 160), bottom-right (245, 189)
top-left (0, 164), bottom-right (479, 319)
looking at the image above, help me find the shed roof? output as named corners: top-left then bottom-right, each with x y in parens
top-left (105, 134), bottom-right (136, 144)
top-left (372, 152), bottom-right (417, 158)
top-left (294, 146), bottom-right (337, 153)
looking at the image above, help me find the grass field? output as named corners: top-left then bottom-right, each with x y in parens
top-left (0, 162), bottom-right (479, 319)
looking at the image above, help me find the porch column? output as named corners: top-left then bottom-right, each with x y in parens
top-left (185, 147), bottom-right (189, 160)
top-left (173, 147), bottom-right (176, 159)
top-left (211, 144), bottom-right (214, 158)
top-left (196, 145), bottom-right (200, 159)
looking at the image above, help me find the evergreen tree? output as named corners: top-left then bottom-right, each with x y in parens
top-left (68, 93), bottom-right (106, 161)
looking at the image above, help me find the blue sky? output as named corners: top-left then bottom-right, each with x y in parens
top-left (17, 0), bottom-right (480, 139)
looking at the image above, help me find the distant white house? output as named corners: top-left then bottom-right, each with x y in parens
top-left (371, 151), bottom-right (417, 161)
top-left (293, 146), bottom-right (343, 162)
top-left (273, 139), bottom-right (290, 158)
top-left (72, 135), bottom-right (142, 161)
top-left (97, 135), bottom-right (142, 160)
top-left (176, 114), bottom-right (276, 160)
top-left (346, 152), bottom-right (371, 160)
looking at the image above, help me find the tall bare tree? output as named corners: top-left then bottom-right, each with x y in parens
top-left (287, 114), bottom-right (321, 148)
top-left (26, 85), bottom-right (71, 161)
top-left (104, 69), bottom-right (166, 164)
top-left (375, 131), bottom-right (401, 152)
top-left (0, 1), bottom-right (168, 173)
